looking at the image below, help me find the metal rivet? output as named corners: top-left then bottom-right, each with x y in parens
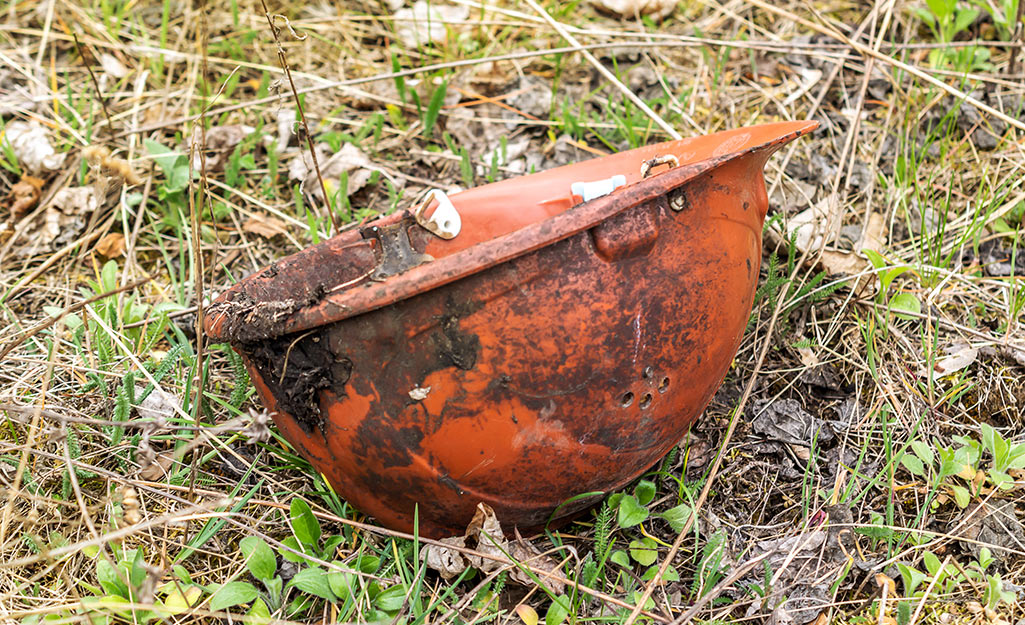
top-left (669, 190), bottom-right (687, 211)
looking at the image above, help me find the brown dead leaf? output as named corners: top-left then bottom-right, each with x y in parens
top-left (5, 175), bottom-right (44, 217)
top-left (508, 529), bottom-right (565, 594)
top-left (139, 448), bottom-right (177, 481)
top-left (31, 186), bottom-right (100, 248)
top-left (919, 342), bottom-right (978, 377)
top-left (288, 142), bottom-right (376, 201)
top-left (422, 536), bottom-right (469, 580)
top-left (420, 503), bottom-right (565, 593)
top-left (52, 186), bottom-right (100, 214)
top-left (243, 214), bottom-right (289, 239)
top-left (957, 500), bottom-right (1025, 561)
top-left (465, 503), bottom-right (507, 574)
top-left (186, 124), bottom-right (255, 171)
top-left (788, 202), bottom-right (886, 280)
top-left (930, 342), bottom-right (975, 372)
top-left (95, 232), bottom-right (125, 258)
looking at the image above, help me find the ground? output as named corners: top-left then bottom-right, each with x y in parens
top-left (1, 0), bottom-right (1024, 624)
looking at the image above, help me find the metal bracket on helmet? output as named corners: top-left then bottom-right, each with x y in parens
top-left (640, 154), bottom-right (679, 178)
top-left (413, 189), bottom-right (462, 240)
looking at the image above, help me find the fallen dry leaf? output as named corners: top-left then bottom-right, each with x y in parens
top-left (788, 199), bottom-right (886, 279)
top-left (186, 124), bottom-right (255, 171)
top-left (421, 503), bottom-right (565, 593)
top-left (243, 214), bottom-right (289, 239)
top-left (288, 142), bottom-right (375, 202)
top-left (464, 503), bottom-right (507, 574)
top-left (34, 186), bottom-right (100, 247)
top-left (138, 447), bottom-right (177, 481)
top-left (2, 121), bottom-right (66, 174)
top-left (589, 0), bottom-right (677, 19)
top-left (136, 387), bottom-right (181, 422)
top-left (422, 535), bottom-right (469, 580)
top-left (875, 573), bottom-right (896, 595)
top-left (751, 398), bottom-right (834, 447)
top-left (956, 501), bottom-right (1025, 561)
top-left (919, 342), bottom-right (978, 377)
top-left (51, 186), bottom-right (99, 218)
top-left (5, 175), bottom-right (44, 217)
top-left (95, 232), bottom-right (125, 258)
top-left (393, 1), bottom-right (470, 47)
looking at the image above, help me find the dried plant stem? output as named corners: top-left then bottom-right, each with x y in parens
top-left (186, 0), bottom-right (210, 507)
top-left (71, 32), bottom-right (116, 138)
top-left (1009, 2), bottom-right (1025, 78)
top-left (258, 2), bottom-right (339, 234)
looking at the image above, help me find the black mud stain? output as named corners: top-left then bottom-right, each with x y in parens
top-left (241, 329), bottom-right (351, 434)
top-left (429, 297), bottom-right (482, 372)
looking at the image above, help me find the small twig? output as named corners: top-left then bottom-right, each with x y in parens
top-left (0, 277), bottom-right (151, 364)
top-left (186, 0), bottom-right (212, 513)
top-left (71, 32), bottom-right (116, 139)
top-left (258, 4), bottom-right (339, 234)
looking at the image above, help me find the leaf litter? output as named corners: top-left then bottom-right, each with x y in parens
top-left (288, 141), bottom-right (378, 202)
top-left (2, 120), bottom-right (66, 173)
top-left (422, 503), bottom-right (565, 594)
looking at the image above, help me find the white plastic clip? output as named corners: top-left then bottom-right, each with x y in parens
top-left (571, 175), bottom-right (626, 203)
top-left (413, 189), bottom-right (461, 240)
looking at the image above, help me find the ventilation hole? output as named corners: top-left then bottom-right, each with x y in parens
top-left (642, 366), bottom-right (654, 379)
top-left (621, 392), bottom-right (635, 407)
top-left (658, 377), bottom-right (670, 393)
top-left (639, 393), bottom-right (653, 409)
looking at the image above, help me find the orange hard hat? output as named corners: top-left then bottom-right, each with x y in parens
top-left (206, 121), bottom-right (817, 537)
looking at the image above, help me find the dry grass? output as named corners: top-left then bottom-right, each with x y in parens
top-left (1, 0), bottom-right (1024, 624)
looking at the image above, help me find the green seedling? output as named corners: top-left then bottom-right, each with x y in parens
top-left (864, 249), bottom-right (922, 323)
top-left (914, 0), bottom-right (993, 70)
